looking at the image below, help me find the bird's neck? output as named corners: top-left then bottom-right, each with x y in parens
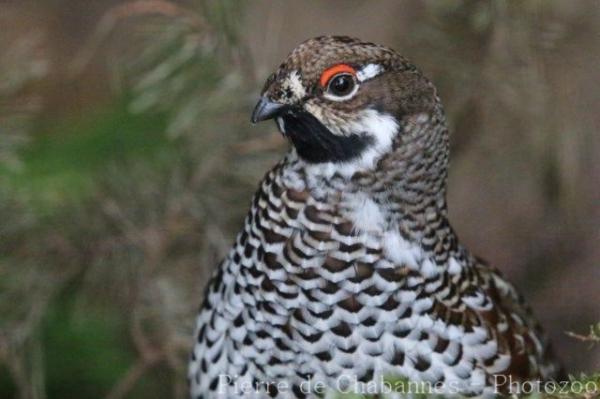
top-left (287, 108), bottom-right (451, 243)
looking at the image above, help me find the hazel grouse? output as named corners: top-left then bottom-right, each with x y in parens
top-left (189, 36), bottom-right (561, 398)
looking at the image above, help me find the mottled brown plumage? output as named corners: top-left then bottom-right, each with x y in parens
top-left (189, 36), bottom-right (561, 398)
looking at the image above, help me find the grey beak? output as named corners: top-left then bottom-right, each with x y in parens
top-left (251, 97), bottom-right (285, 124)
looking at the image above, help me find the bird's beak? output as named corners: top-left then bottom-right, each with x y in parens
top-left (251, 97), bottom-right (285, 124)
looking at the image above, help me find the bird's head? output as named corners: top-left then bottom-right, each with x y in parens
top-left (251, 36), bottom-right (446, 179)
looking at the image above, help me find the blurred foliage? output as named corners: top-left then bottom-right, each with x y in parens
top-left (0, 1), bottom-right (258, 398)
top-left (567, 323), bottom-right (600, 349)
top-left (0, 26), bottom-right (48, 171)
top-left (8, 101), bottom-right (169, 212)
top-left (0, 0), bottom-right (598, 398)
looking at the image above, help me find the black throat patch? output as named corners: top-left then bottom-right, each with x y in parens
top-left (279, 109), bottom-right (373, 163)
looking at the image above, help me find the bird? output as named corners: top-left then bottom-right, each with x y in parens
top-left (188, 36), bottom-right (561, 398)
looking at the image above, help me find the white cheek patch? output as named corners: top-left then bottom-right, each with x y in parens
top-left (304, 110), bottom-right (398, 178)
top-left (348, 110), bottom-right (398, 171)
top-left (356, 63), bottom-right (383, 82)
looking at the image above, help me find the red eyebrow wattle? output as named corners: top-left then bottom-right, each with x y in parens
top-left (319, 64), bottom-right (356, 87)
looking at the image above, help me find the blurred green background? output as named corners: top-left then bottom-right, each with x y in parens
top-left (0, 1), bottom-right (598, 398)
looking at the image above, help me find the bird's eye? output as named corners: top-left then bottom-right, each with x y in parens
top-left (319, 63), bottom-right (359, 101)
top-left (327, 74), bottom-right (355, 97)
